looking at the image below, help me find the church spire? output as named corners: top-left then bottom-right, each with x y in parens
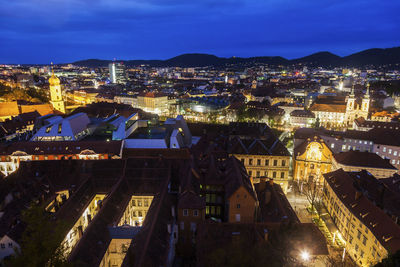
top-left (350, 84), bottom-right (355, 97)
top-left (365, 82), bottom-right (370, 98)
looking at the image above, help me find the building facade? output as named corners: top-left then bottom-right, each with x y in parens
top-left (49, 71), bottom-right (66, 114)
top-left (322, 169), bottom-right (400, 266)
top-left (294, 137), bottom-right (333, 184)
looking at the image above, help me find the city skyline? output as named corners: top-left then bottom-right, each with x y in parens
top-left (1, 0), bottom-right (399, 64)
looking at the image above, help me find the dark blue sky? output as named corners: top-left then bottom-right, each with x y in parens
top-left (1, 0), bottom-right (399, 64)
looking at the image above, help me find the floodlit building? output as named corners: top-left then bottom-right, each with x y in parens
top-left (322, 169), bottom-right (400, 266)
top-left (332, 150), bottom-right (398, 178)
top-left (49, 70), bottom-right (66, 114)
top-left (293, 136), bottom-right (333, 184)
top-left (31, 113), bottom-right (91, 141)
top-left (109, 62), bottom-right (127, 84)
top-left (309, 85), bottom-right (370, 128)
top-left (137, 92), bottom-right (169, 115)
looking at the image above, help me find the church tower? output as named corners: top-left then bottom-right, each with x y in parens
top-left (345, 85), bottom-right (356, 125)
top-left (346, 85), bottom-right (356, 112)
top-left (361, 83), bottom-right (370, 117)
top-left (49, 64), bottom-right (65, 114)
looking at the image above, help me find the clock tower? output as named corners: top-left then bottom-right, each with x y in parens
top-left (49, 65), bottom-right (65, 114)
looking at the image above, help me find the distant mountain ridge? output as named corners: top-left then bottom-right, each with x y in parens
top-left (72, 46), bottom-right (400, 68)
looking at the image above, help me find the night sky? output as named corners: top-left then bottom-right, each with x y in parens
top-left (1, 0), bottom-right (399, 64)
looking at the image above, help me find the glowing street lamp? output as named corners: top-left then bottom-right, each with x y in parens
top-left (300, 250), bottom-right (310, 261)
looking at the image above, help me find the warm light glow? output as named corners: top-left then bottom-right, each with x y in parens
top-left (306, 142), bottom-right (322, 161)
top-left (300, 250), bottom-right (310, 261)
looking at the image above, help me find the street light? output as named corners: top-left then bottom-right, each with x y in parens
top-left (300, 250), bottom-right (310, 261)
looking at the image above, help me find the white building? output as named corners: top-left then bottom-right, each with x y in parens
top-left (31, 113), bottom-right (91, 141)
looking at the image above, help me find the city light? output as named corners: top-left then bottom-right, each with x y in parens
top-left (300, 250), bottom-right (310, 261)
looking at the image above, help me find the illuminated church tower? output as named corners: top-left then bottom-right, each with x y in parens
top-left (361, 83), bottom-right (370, 117)
top-left (49, 65), bottom-right (65, 114)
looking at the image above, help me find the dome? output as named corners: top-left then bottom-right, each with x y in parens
top-left (49, 73), bottom-right (60, 86)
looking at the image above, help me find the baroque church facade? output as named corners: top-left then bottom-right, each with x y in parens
top-left (309, 84), bottom-right (370, 128)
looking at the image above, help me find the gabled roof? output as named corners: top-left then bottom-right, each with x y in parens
top-left (323, 169), bottom-right (400, 253)
top-left (333, 150), bottom-right (397, 170)
top-left (0, 102), bottom-right (20, 117)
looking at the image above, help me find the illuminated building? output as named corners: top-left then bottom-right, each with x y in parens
top-left (62, 194), bottom-right (107, 255)
top-left (0, 101), bottom-right (54, 122)
top-left (109, 62), bottom-right (127, 84)
top-left (294, 127), bottom-right (400, 172)
top-left (0, 158), bottom-right (180, 265)
top-left (31, 113), bottom-right (91, 141)
top-left (322, 169), bottom-right (400, 266)
top-left (229, 137), bottom-right (291, 192)
top-left (137, 92), bottom-right (168, 114)
top-left (309, 85), bottom-right (370, 128)
top-left (0, 140), bottom-right (122, 177)
top-left (289, 110), bottom-right (315, 128)
top-left (49, 69), bottom-right (66, 114)
top-left (332, 150), bottom-right (398, 178)
top-left (293, 136), bottom-right (333, 184)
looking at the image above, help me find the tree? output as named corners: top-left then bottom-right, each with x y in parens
top-left (6, 203), bottom-right (72, 267)
top-left (302, 175), bottom-right (322, 219)
top-left (312, 117), bottom-right (320, 129)
top-left (204, 224), bottom-right (304, 267)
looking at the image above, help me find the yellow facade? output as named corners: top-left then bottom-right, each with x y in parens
top-left (118, 196), bottom-right (154, 227)
top-left (323, 180), bottom-right (387, 266)
top-left (49, 72), bottom-right (65, 113)
top-left (62, 194), bottom-right (106, 256)
top-left (294, 138), bottom-right (332, 184)
top-left (233, 154), bottom-right (290, 192)
top-left (99, 238), bottom-right (132, 267)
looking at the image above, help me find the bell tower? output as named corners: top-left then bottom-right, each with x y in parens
top-left (361, 83), bottom-right (370, 116)
top-left (49, 63), bottom-right (65, 114)
top-left (346, 85), bottom-right (356, 112)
